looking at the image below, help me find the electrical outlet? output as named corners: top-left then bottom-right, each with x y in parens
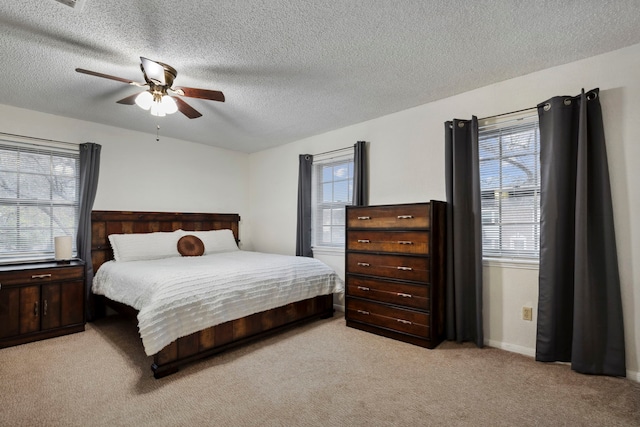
top-left (522, 306), bottom-right (533, 321)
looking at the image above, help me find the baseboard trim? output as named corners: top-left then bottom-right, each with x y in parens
top-left (626, 370), bottom-right (640, 382)
top-left (485, 339), bottom-right (536, 358)
top-left (486, 339), bottom-right (639, 382)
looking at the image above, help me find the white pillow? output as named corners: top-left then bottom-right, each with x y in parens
top-left (185, 229), bottom-right (239, 254)
top-left (109, 230), bottom-right (186, 262)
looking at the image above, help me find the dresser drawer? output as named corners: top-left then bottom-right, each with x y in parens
top-left (347, 204), bottom-right (430, 229)
top-left (347, 230), bottom-right (429, 255)
top-left (347, 276), bottom-right (430, 310)
top-left (347, 298), bottom-right (430, 338)
top-left (0, 266), bottom-right (84, 287)
top-left (347, 253), bottom-right (429, 283)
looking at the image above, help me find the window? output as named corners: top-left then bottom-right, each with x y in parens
top-left (311, 149), bottom-right (354, 249)
top-left (0, 139), bottom-right (80, 263)
top-left (479, 113), bottom-right (540, 260)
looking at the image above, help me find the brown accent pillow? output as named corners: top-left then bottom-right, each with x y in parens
top-left (177, 235), bottom-right (205, 257)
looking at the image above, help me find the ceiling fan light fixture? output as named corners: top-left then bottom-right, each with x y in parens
top-left (135, 91), bottom-right (153, 110)
top-left (150, 102), bottom-right (166, 117)
top-left (161, 95), bottom-right (178, 115)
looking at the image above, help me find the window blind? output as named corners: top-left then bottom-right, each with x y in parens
top-left (311, 149), bottom-right (354, 248)
top-left (0, 139), bottom-right (80, 262)
top-left (479, 113), bottom-right (540, 259)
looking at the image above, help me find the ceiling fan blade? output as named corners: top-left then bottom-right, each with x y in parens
top-left (75, 68), bottom-right (141, 85)
top-left (140, 57), bottom-right (166, 85)
top-left (116, 93), bottom-right (140, 105)
top-left (175, 87), bottom-right (225, 102)
top-left (175, 97), bottom-right (203, 119)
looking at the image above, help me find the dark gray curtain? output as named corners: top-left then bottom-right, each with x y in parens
top-left (77, 143), bottom-right (101, 321)
top-left (295, 154), bottom-right (313, 257)
top-left (536, 88), bottom-right (626, 376)
top-left (353, 140), bottom-right (368, 206)
top-left (444, 117), bottom-right (484, 347)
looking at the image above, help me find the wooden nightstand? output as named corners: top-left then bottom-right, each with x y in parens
top-left (0, 260), bottom-right (85, 348)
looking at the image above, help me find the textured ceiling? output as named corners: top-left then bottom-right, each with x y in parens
top-left (1, 1), bottom-right (640, 153)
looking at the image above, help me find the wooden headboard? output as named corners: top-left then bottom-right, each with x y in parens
top-left (91, 210), bottom-right (241, 273)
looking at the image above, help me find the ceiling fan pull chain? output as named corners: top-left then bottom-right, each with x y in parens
top-left (156, 124), bottom-right (160, 142)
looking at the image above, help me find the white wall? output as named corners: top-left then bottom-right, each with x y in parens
top-left (0, 105), bottom-right (253, 249)
top-left (248, 43), bottom-right (640, 380)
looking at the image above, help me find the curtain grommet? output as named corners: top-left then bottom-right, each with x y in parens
top-left (563, 98), bottom-right (572, 106)
top-left (543, 103), bottom-right (551, 111)
top-left (587, 92), bottom-right (598, 101)
top-left (458, 122), bottom-right (465, 128)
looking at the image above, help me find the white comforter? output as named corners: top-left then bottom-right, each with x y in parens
top-left (92, 251), bottom-right (344, 355)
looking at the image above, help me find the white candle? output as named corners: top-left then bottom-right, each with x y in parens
top-left (54, 236), bottom-right (73, 260)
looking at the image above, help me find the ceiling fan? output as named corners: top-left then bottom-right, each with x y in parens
top-left (75, 57), bottom-right (225, 119)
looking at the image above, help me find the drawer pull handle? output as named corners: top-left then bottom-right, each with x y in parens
top-left (357, 216), bottom-right (371, 220)
top-left (397, 215), bottom-right (414, 219)
top-left (357, 286), bottom-right (370, 291)
top-left (357, 310), bottom-right (370, 315)
top-left (357, 239), bottom-right (370, 243)
top-left (34, 301), bottom-right (39, 317)
top-left (43, 300), bottom-right (48, 316)
top-left (31, 274), bottom-right (52, 279)
top-left (397, 241), bottom-right (413, 245)
top-left (357, 262), bottom-right (370, 267)
top-left (397, 292), bottom-right (412, 298)
top-left (397, 266), bottom-right (413, 271)
top-left (397, 319), bottom-right (413, 325)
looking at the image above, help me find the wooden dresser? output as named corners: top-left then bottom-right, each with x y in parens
top-left (345, 201), bottom-right (446, 348)
top-left (0, 260), bottom-right (85, 348)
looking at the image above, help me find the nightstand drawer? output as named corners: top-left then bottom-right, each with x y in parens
top-left (347, 204), bottom-right (429, 229)
top-left (346, 253), bottom-right (429, 283)
top-left (0, 266), bottom-right (84, 287)
top-left (347, 276), bottom-right (429, 310)
top-left (347, 298), bottom-right (430, 338)
top-left (347, 230), bottom-right (429, 255)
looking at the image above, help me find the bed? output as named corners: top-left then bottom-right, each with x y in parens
top-left (90, 210), bottom-right (343, 378)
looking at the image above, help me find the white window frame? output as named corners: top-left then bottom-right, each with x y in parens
top-left (0, 137), bottom-right (80, 264)
top-left (478, 111), bottom-right (540, 267)
top-left (311, 148), bottom-right (354, 253)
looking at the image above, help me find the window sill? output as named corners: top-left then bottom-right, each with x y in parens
top-left (0, 256), bottom-right (58, 266)
top-left (483, 258), bottom-right (539, 270)
top-left (312, 246), bottom-right (345, 256)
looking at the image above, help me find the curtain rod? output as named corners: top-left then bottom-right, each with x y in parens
top-left (0, 131), bottom-right (79, 148)
top-left (479, 106), bottom-right (537, 122)
top-left (313, 144), bottom-right (354, 157)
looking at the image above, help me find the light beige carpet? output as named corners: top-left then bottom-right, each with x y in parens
top-left (1, 314), bottom-right (638, 427)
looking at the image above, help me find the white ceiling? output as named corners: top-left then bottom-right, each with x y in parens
top-left (2, 1), bottom-right (640, 153)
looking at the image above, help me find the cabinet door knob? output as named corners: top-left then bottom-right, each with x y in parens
top-left (357, 262), bottom-right (370, 267)
top-left (397, 241), bottom-right (413, 245)
top-left (357, 216), bottom-right (371, 220)
top-left (397, 266), bottom-right (413, 271)
top-left (34, 301), bottom-right (39, 317)
top-left (397, 319), bottom-right (413, 325)
top-left (43, 300), bottom-right (48, 316)
top-left (31, 274), bottom-right (52, 280)
top-left (357, 286), bottom-right (370, 291)
top-left (397, 292), bottom-right (412, 298)
top-left (357, 239), bottom-right (370, 243)
top-left (397, 215), bottom-right (413, 219)
top-left (357, 310), bottom-right (370, 315)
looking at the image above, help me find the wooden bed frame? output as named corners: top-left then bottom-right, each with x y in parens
top-left (91, 210), bottom-right (335, 378)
